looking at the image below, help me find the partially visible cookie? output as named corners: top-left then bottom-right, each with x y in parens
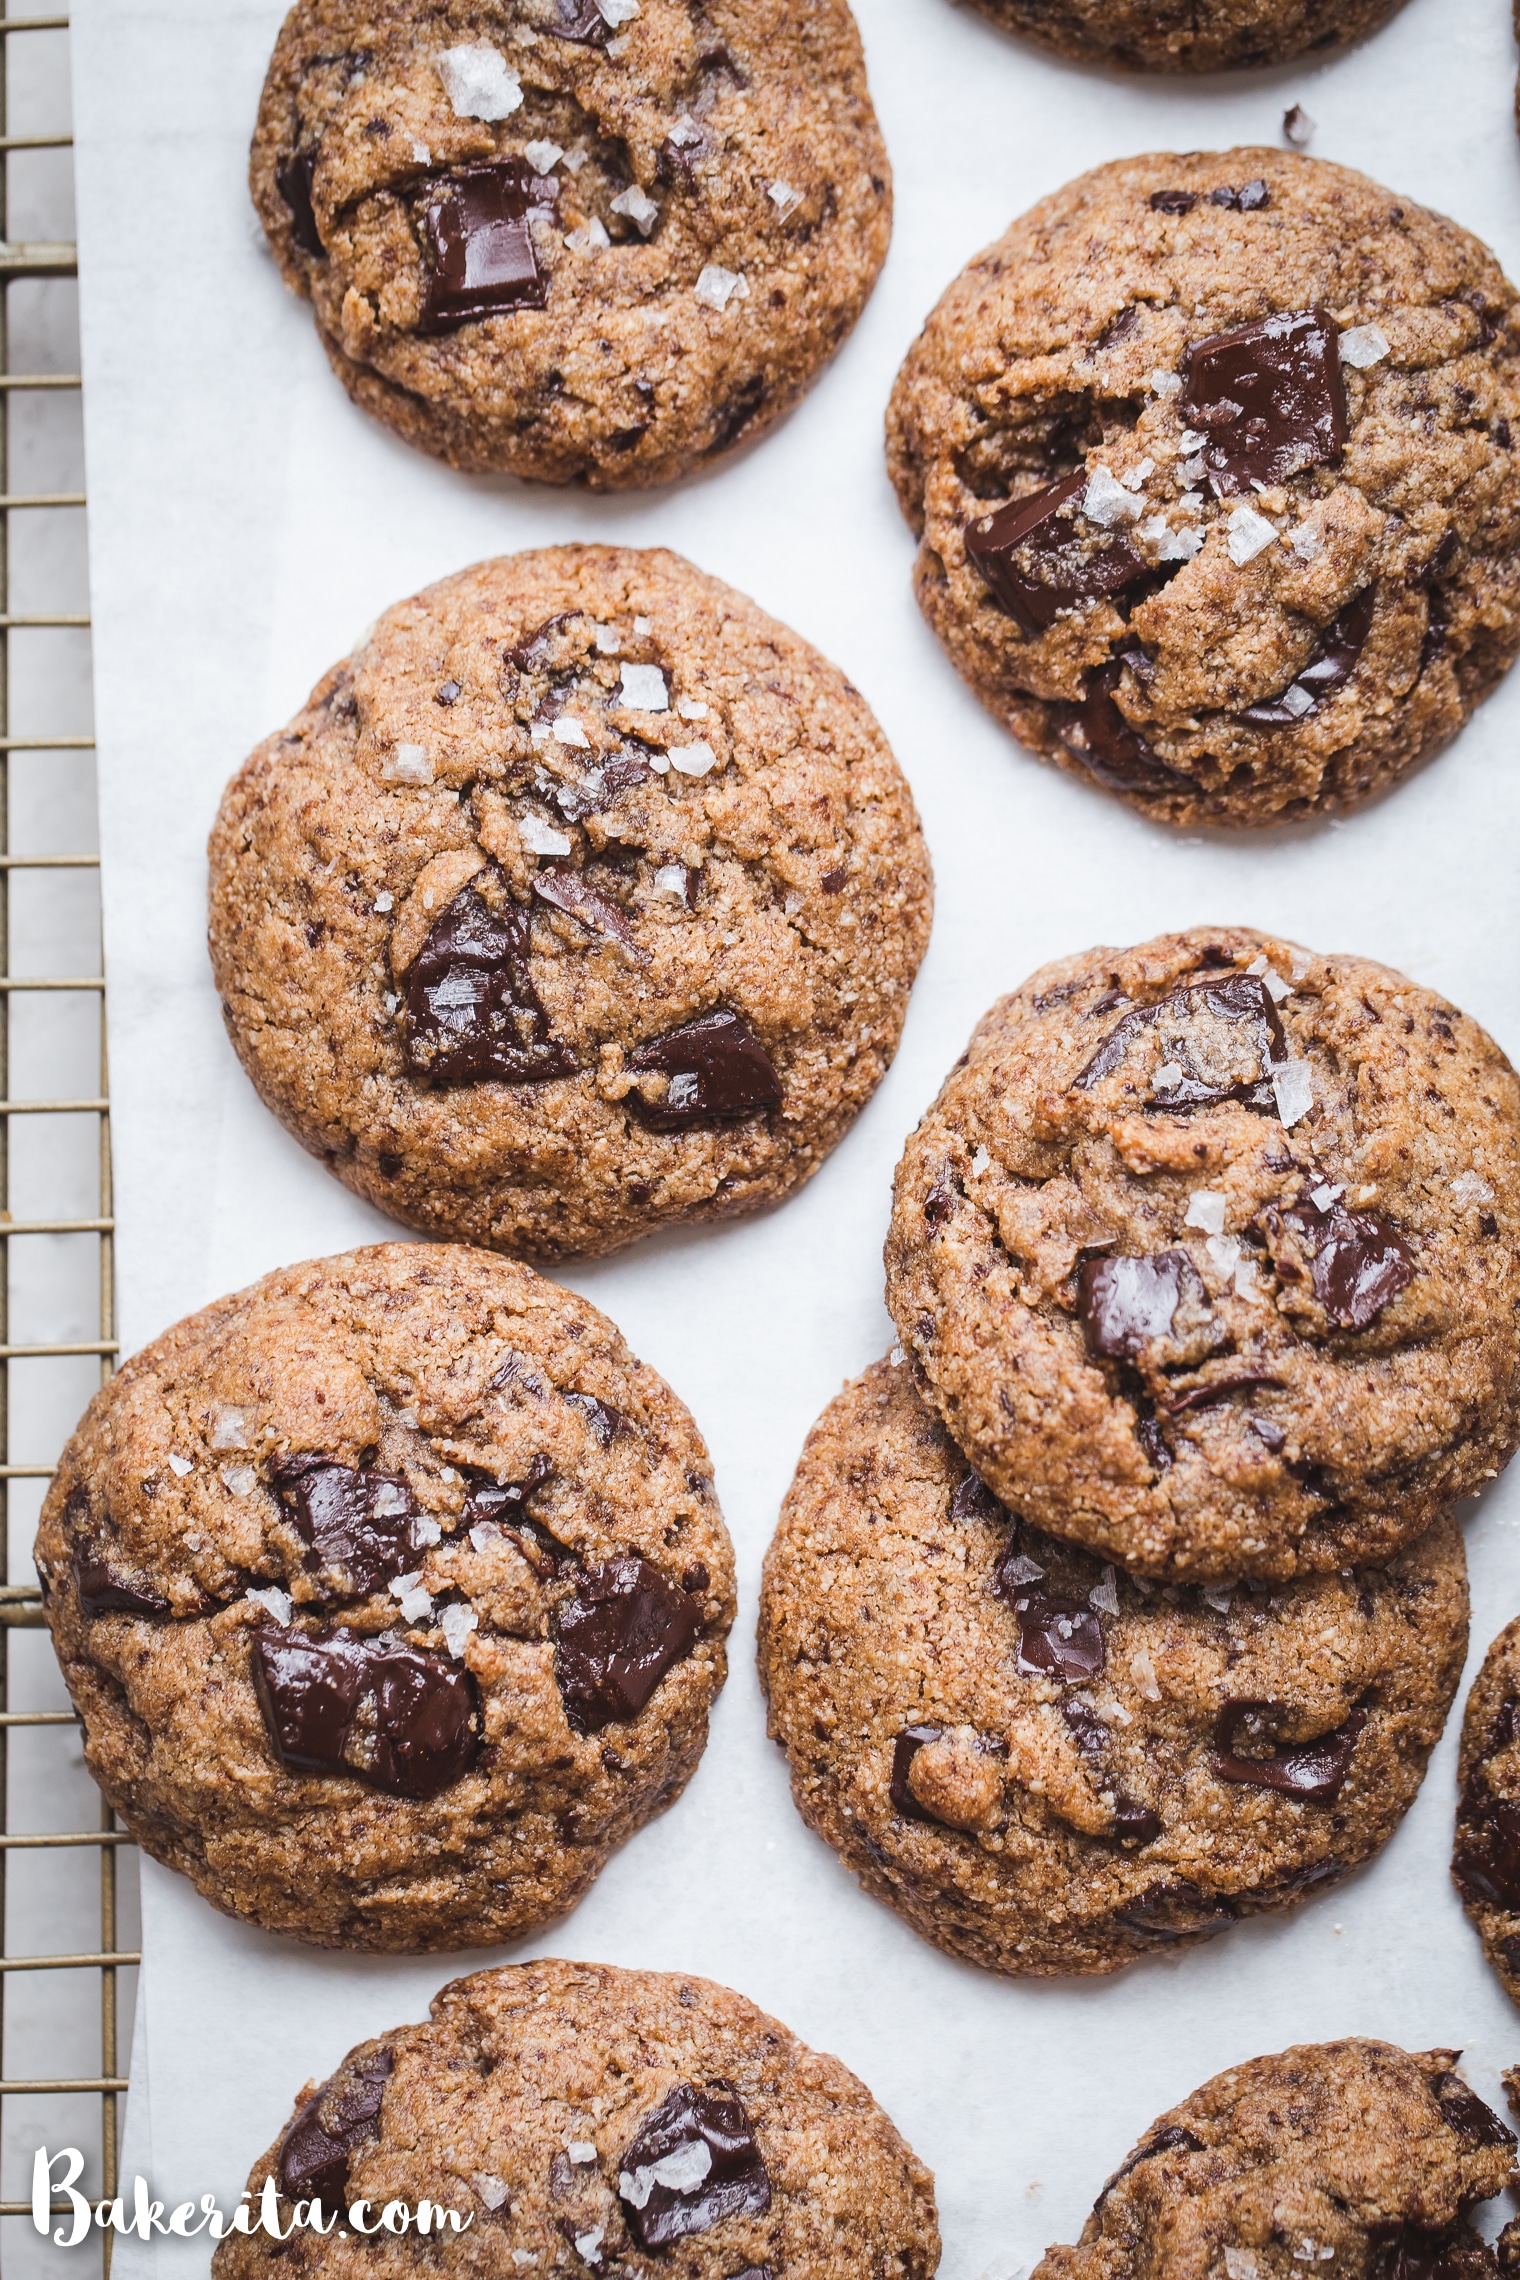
top-left (210, 1957), bottom-right (941, 2280)
top-left (251, 0), bottom-right (891, 487)
top-left (1452, 1614), bottom-right (1520, 2005)
top-left (960, 0), bottom-right (1404, 72)
top-left (760, 1357), bottom-right (1467, 1978)
top-left (884, 926), bottom-right (1520, 1582)
top-left (208, 547), bottom-right (932, 1263)
top-left (1034, 2041), bottom-right (1516, 2280)
top-left (887, 149), bottom-right (1520, 827)
top-left (35, 1243), bottom-right (734, 1951)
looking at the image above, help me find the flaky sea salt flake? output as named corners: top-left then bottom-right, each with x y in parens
top-left (436, 44), bottom-right (523, 121)
top-left (565, 217), bottom-right (611, 252)
top-left (221, 1464), bottom-right (259, 1497)
top-left (1207, 1233), bottom-right (1242, 1279)
top-left (620, 663), bottom-right (668, 710)
top-left (553, 716), bottom-right (591, 748)
top-left (695, 263), bottom-right (747, 311)
top-left (1227, 504), bottom-right (1278, 564)
top-left (567, 2141), bottom-right (598, 2165)
top-left (598, 0), bottom-right (640, 20)
top-left (1090, 1566), bottom-right (1121, 1615)
top-left (1185, 1189), bottom-right (1227, 1234)
top-left (472, 2174), bottom-right (509, 2211)
top-left (211, 1402), bottom-right (258, 1449)
top-left (168, 1453), bottom-right (193, 1478)
top-left (382, 742), bottom-right (433, 784)
top-left (1149, 369), bottom-right (1182, 397)
top-left (246, 1585), bottom-right (293, 1625)
top-left (668, 741), bottom-right (717, 776)
top-left (1451, 1170), bottom-right (1495, 1205)
top-left (525, 139), bottom-right (564, 173)
top-left (611, 185), bottom-right (659, 236)
top-left (1272, 1059), bottom-right (1314, 1127)
top-left (971, 1145), bottom-right (991, 1175)
top-left (442, 1602), bottom-right (478, 1658)
top-left (768, 179), bottom-right (802, 218)
top-left (1084, 465), bottom-right (1144, 527)
top-left (1339, 323), bottom-right (1390, 369)
top-left (1131, 1648), bottom-right (1161, 1701)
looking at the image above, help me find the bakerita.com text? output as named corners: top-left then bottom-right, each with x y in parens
top-left (33, 2150), bottom-right (474, 2244)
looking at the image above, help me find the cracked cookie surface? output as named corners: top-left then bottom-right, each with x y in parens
top-left (884, 926), bottom-right (1520, 1582)
top-left (207, 547), bottom-right (931, 1262)
top-left (958, 0), bottom-right (1404, 73)
top-left (1034, 2041), bottom-right (1517, 2280)
top-left (760, 1357), bottom-right (1466, 1977)
top-left (35, 1243), bottom-right (734, 1951)
top-left (887, 149), bottom-right (1520, 827)
top-left (211, 1957), bottom-right (941, 2280)
top-left (251, 0), bottom-right (891, 486)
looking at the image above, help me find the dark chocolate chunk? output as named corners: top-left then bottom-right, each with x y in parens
top-left (624, 1010), bottom-right (780, 1130)
top-left (1106, 2123), bottom-right (1203, 2195)
top-left (462, 1454), bottom-right (552, 1529)
top-left (1455, 1790), bottom-right (1520, 1910)
top-left (923, 1169), bottom-right (958, 1230)
top-left (1165, 1370), bottom-right (1284, 1415)
top-left (278, 2048), bottom-right (393, 2208)
top-left (618, 2084), bottom-right (771, 2249)
top-left (554, 1557), bottom-right (700, 1733)
top-left (1204, 182), bottom-right (1270, 213)
top-left (534, 866), bottom-right (647, 961)
top-left (593, 753), bottom-right (654, 805)
top-left (1006, 1588), bottom-right (1106, 1682)
top-left (1239, 586), bottom-right (1376, 725)
top-left (1114, 1879), bottom-right (1240, 1940)
top-left (421, 161), bottom-right (559, 330)
top-left (277, 149), bottom-right (324, 259)
top-left (965, 473), bottom-right (1145, 634)
top-left (1078, 1250), bottom-right (1202, 1361)
top-left (268, 1454), bottom-right (419, 1598)
top-left (73, 1550), bottom-right (169, 1620)
top-left (1248, 1413), bottom-right (1286, 1451)
top-left (1433, 2074), bottom-right (1515, 2149)
top-left (1073, 969), bottom-right (1284, 1103)
top-left (565, 1391), bottom-right (627, 1446)
top-left (545, 0), bottom-right (612, 41)
top-left (890, 1723), bottom-right (944, 1820)
top-left (1149, 190), bottom-right (1197, 215)
top-left (1212, 1697), bottom-right (1365, 1799)
top-left (1137, 1417), bottom-right (1173, 1471)
top-left (1280, 1197), bottom-right (1414, 1329)
top-left (404, 878), bottom-right (573, 1088)
top-left (1181, 308), bottom-right (1347, 495)
top-left (950, 1470), bottom-right (1006, 1525)
top-left (252, 1630), bottom-right (478, 1799)
top-left (1368, 2225), bottom-right (1474, 2280)
top-left (1113, 1797), bottom-right (1163, 1844)
top-left (1062, 1700), bottom-right (1109, 1756)
top-left (1056, 661), bottom-right (1190, 797)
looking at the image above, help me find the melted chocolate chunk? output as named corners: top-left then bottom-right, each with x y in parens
top-left (890, 1723), bottom-right (944, 1820)
top-left (534, 867), bottom-right (647, 961)
top-left (1279, 1197), bottom-right (1414, 1330)
top-left (462, 1455), bottom-right (552, 1529)
top-left (1062, 1700), bottom-right (1109, 1755)
top-left (73, 1550), bottom-right (168, 1620)
top-left (565, 1391), bottom-right (627, 1446)
top-left (1165, 1370), bottom-right (1284, 1416)
top-left (277, 149), bottom-right (324, 259)
top-left (252, 1630), bottom-right (478, 1799)
top-left (624, 1010), bottom-right (781, 1130)
top-left (1007, 1588), bottom-right (1106, 1681)
top-left (1114, 1879), bottom-right (1240, 1940)
top-left (404, 880), bottom-right (573, 1088)
top-left (1079, 1250), bottom-right (1202, 1361)
top-left (1455, 1790), bottom-right (1520, 1910)
top-left (1181, 308), bottom-right (1348, 495)
top-left (1248, 1413), bottom-right (1287, 1451)
top-left (950, 1470), bottom-right (1006, 1525)
top-left (421, 161), bottom-right (559, 329)
top-left (278, 2048), bottom-right (393, 2208)
top-left (618, 2084), bottom-right (771, 2249)
top-left (1207, 180), bottom-right (1270, 212)
top-left (554, 1557), bottom-right (700, 1733)
top-left (965, 473), bottom-right (1145, 634)
top-left (1239, 586), bottom-right (1377, 725)
top-left (269, 1455), bottom-right (419, 1598)
top-left (1149, 190), bottom-right (1197, 215)
top-left (923, 1170), bottom-right (958, 1230)
top-left (1056, 661), bottom-right (1191, 797)
top-left (1368, 2226), bottom-right (1473, 2280)
top-left (1212, 1697), bottom-right (1365, 1799)
top-left (1113, 1797), bottom-right (1163, 1844)
top-left (1434, 2074), bottom-right (1515, 2149)
top-left (1074, 970), bottom-right (1284, 1103)
top-left (1109, 2123), bottom-right (1204, 2192)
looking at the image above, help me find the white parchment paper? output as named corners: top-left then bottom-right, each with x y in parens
top-left (64, 0), bottom-right (1520, 2270)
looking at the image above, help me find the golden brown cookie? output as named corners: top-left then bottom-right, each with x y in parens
top-left (1452, 1614), bottom-right (1520, 2006)
top-left (760, 1357), bottom-right (1468, 1977)
top-left (211, 1958), bottom-right (941, 2280)
top-left (960, 0), bottom-right (1405, 72)
top-left (1033, 2041), bottom-right (1516, 2280)
top-left (251, 0), bottom-right (891, 486)
top-left (884, 926), bottom-right (1520, 1582)
top-left (887, 150), bottom-right (1520, 827)
top-left (35, 1244), bottom-right (734, 1951)
top-left (208, 547), bottom-right (932, 1262)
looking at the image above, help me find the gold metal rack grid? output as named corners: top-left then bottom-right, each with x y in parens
top-left (0, 12), bottom-right (135, 2274)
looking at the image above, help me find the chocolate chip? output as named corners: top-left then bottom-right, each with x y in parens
top-left (463, 1456), bottom-right (553, 1533)
top-left (421, 162), bottom-right (559, 330)
top-left (1114, 1880), bottom-right (1240, 1940)
top-left (1239, 586), bottom-right (1377, 725)
top-left (73, 1551), bottom-right (168, 1620)
top-left (545, 0), bottom-right (612, 40)
top-left (1237, 179), bottom-right (1270, 210)
top-left (1367, 2225), bottom-right (1474, 2280)
top-left (681, 1562), bottom-right (710, 1594)
top-left (1097, 304), bottom-right (1141, 349)
top-left (269, 1455), bottom-right (420, 1599)
top-left (1137, 1417), bottom-right (1173, 1470)
top-left (1149, 190), bottom-right (1197, 215)
top-left (624, 1010), bottom-right (780, 1130)
top-left (278, 2048), bottom-right (393, 2207)
top-left (618, 2084), bottom-right (770, 2249)
top-left (534, 867), bottom-right (647, 962)
top-left (1113, 1797), bottom-right (1163, 1844)
top-left (1074, 969), bottom-right (1285, 1108)
top-left (890, 1723), bottom-right (944, 1819)
top-left (277, 149), bottom-right (324, 259)
top-left (554, 1557), bottom-right (700, 1733)
top-left (1433, 2074), bottom-right (1515, 2149)
top-left (950, 1470), bottom-right (1006, 1525)
top-left (1248, 1413), bottom-right (1286, 1451)
top-left (965, 473), bottom-right (1145, 634)
top-left (1078, 1250), bottom-right (1202, 1361)
top-left (820, 866), bottom-right (847, 893)
top-left (1056, 660), bottom-right (1191, 797)
top-left (252, 1630), bottom-right (479, 1799)
top-left (1212, 1697), bottom-right (1366, 1798)
top-left (1108, 2124), bottom-right (1203, 2190)
top-left (999, 1586), bottom-right (1105, 1681)
top-left (594, 753), bottom-right (653, 804)
top-left (1181, 308), bottom-right (1347, 494)
top-left (1165, 1370), bottom-right (1284, 1416)
top-left (565, 1392), bottom-right (627, 1446)
top-left (923, 1169), bottom-right (958, 1230)
top-left (508, 613), bottom-right (577, 674)
top-left (1455, 1790), bottom-right (1520, 1910)
top-left (1280, 1198), bottom-right (1414, 1329)
top-left (405, 878), bottom-right (574, 1089)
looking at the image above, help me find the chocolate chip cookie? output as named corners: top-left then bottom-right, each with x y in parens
top-left (208, 547), bottom-right (931, 1262)
top-left (959, 0), bottom-right (1404, 73)
top-left (34, 1243), bottom-right (734, 1951)
top-left (1034, 2041), bottom-right (1517, 2280)
top-left (887, 149), bottom-right (1520, 828)
top-left (211, 1957), bottom-right (940, 2279)
top-left (251, 0), bottom-right (891, 487)
top-left (760, 1356), bottom-right (1466, 1977)
top-left (1451, 1613), bottom-right (1520, 2006)
top-left (884, 926), bottom-right (1520, 1583)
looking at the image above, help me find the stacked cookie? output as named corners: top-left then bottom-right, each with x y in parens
top-left (761, 925), bottom-right (1520, 1973)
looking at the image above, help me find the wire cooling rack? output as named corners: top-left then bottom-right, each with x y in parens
top-left (0, 11), bottom-right (137, 2272)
